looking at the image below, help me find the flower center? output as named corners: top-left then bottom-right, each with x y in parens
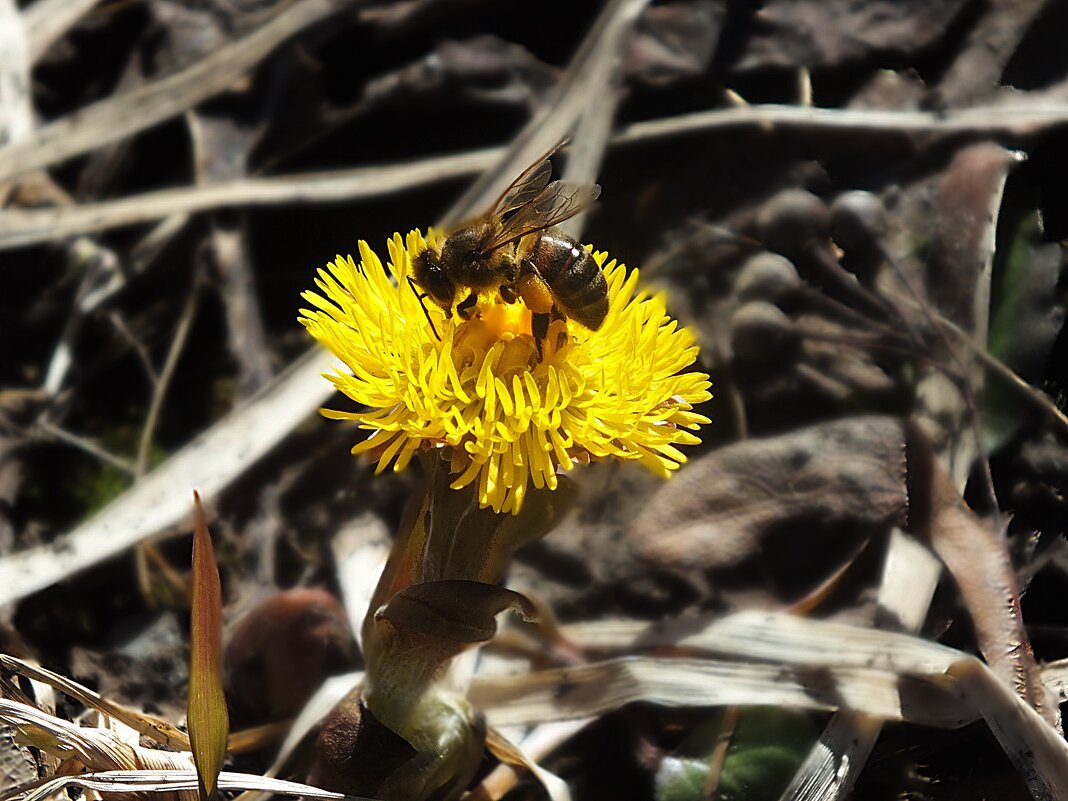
top-left (448, 294), bottom-right (574, 377)
top-left (481, 297), bottom-right (531, 340)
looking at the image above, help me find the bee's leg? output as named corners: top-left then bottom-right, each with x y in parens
top-left (531, 312), bottom-right (550, 360)
top-left (550, 306), bottom-right (569, 353)
top-left (457, 291), bottom-right (479, 320)
top-left (499, 284), bottom-right (518, 304)
top-left (407, 275), bottom-right (442, 341)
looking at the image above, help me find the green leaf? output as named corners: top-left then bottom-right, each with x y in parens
top-left (654, 708), bottom-right (816, 801)
top-left (378, 580), bottom-right (537, 648)
top-left (982, 205), bottom-right (1064, 451)
top-left (718, 708), bottom-right (816, 801)
top-left (188, 492), bottom-right (229, 801)
top-left (656, 756), bottom-right (711, 801)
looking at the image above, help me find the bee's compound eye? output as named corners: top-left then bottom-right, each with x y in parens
top-left (424, 268), bottom-right (455, 306)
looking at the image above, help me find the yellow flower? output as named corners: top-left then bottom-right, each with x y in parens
top-left (300, 231), bottom-right (711, 514)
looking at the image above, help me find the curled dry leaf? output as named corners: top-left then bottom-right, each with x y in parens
top-left (484, 727), bottom-right (571, 801)
top-left (0, 697), bottom-right (195, 798)
top-left (0, 653), bottom-right (190, 751)
top-left (893, 143), bottom-right (1022, 487)
top-left (472, 610), bottom-right (1068, 799)
top-left (629, 416), bottom-right (907, 570)
top-left (7, 768), bottom-right (353, 801)
top-left (470, 655), bottom-right (940, 728)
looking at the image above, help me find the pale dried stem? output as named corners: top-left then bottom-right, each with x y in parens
top-left (134, 274), bottom-right (201, 478)
top-left (0, 0), bottom-right (353, 182)
top-left (618, 101), bottom-right (1068, 138)
top-left (23, 0), bottom-right (104, 62)
top-left (441, 0), bottom-right (649, 226)
top-left (557, 0), bottom-right (650, 238)
top-left (108, 312), bottom-right (160, 385)
top-left (797, 67), bottom-right (812, 108)
top-left (878, 246), bottom-right (1002, 513)
top-left (704, 705), bottom-right (739, 798)
top-left (0, 149), bottom-right (494, 250)
top-left (778, 531), bottom-right (942, 801)
top-left (929, 298), bottom-right (1068, 436)
top-left (466, 720), bottom-right (590, 801)
top-left (210, 226), bottom-right (275, 399)
top-left (33, 420), bottom-right (135, 475)
top-left (131, 275), bottom-right (201, 603)
top-left (6, 99), bottom-right (1068, 251)
top-left (0, 345), bottom-right (339, 607)
top-left (133, 538), bottom-right (190, 607)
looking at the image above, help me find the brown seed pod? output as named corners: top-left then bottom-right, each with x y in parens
top-left (735, 252), bottom-right (802, 304)
top-left (754, 189), bottom-right (831, 256)
top-left (730, 301), bottom-right (797, 364)
top-left (830, 190), bottom-right (888, 256)
top-left (224, 588), bottom-right (357, 725)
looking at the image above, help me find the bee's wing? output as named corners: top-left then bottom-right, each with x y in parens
top-left (490, 138), bottom-right (574, 216)
top-left (483, 181), bottom-right (601, 252)
top-left (493, 157), bottom-right (554, 216)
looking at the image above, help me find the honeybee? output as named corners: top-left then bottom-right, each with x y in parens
top-left (410, 144), bottom-right (608, 351)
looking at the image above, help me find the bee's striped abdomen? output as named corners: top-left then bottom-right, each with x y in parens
top-left (529, 231), bottom-right (609, 330)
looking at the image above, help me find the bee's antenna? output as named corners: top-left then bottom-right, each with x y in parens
top-left (407, 275), bottom-right (442, 341)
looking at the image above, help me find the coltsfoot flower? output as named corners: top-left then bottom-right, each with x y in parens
top-left (300, 230), bottom-right (711, 514)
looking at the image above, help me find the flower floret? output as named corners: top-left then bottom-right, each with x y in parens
top-left (300, 231), bottom-right (711, 514)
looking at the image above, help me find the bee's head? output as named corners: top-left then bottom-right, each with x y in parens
top-left (413, 250), bottom-right (456, 308)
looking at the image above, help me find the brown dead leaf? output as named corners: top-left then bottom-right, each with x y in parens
top-left (906, 423), bottom-right (1056, 725)
top-left (629, 416), bottom-right (907, 571)
top-left (625, 1), bottom-right (722, 86)
top-left (925, 143), bottom-right (1022, 335)
top-left (738, 0), bottom-right (969, 70)
top-left (934, 0), bottom-right (1046, 106)
top-left (891, 142), bottom-right (1022, 489)
top-left (355, 35), bottom-right (557, 117)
